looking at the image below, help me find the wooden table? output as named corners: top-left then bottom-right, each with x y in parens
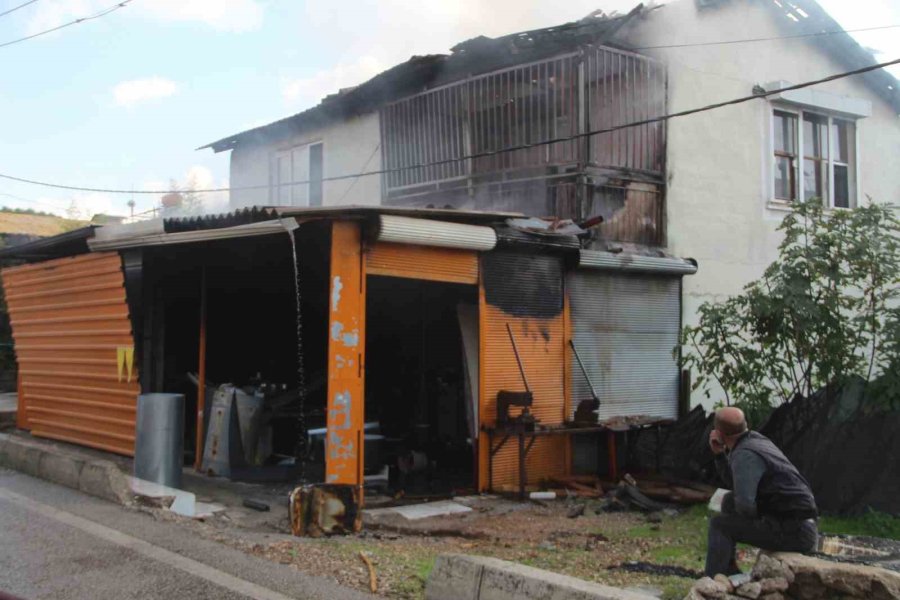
top-left (483, 420), bottom-right (673, 499)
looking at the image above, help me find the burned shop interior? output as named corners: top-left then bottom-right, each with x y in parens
top-left (364, 275), bottom-right (478, 494)
top-left (129, 220), bottom-right (479, 494)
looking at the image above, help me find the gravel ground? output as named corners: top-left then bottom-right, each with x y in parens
top-left (158, 496), bottom-right (723, 600)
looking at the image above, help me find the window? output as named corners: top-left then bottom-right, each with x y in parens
top-left (771, 107), bottom-right (856, 208)
top-left (273, 142), bottom-right (324, 207)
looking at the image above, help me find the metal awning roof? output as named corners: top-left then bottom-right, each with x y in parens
top-left (162, 205), bottom-right (523, 233)
top-left (0, 226), bottom-right (97, 261)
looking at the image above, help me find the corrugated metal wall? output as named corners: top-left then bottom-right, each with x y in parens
top-left (568, 270), bottom-right (679, 420)
top-left (366, 242), bottom-right (478, 284)
top-left (479, 251), bottom-right (568, 490)
top-left (2, 252), bottom-right (140, 455)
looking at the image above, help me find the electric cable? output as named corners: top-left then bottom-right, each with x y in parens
top-left (0, 0), bottom-right (132, 50)
top-left (0, 55), bottom-right (897, 195)
top-left (0, 0), bottom-right (40, 19)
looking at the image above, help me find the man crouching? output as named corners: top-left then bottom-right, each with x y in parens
top-left (705, 407), bottom-right (818, 577)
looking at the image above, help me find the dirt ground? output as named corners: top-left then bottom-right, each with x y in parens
top-left (155, 494), bottom-right (723, 600)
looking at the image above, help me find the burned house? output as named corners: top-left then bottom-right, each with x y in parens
top-left (4, 0), bottom-right (895, 500)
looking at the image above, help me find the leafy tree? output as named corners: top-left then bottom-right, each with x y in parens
top-left (680, 198), bottom-right (900, 424)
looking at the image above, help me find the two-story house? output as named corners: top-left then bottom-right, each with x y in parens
top-left (203, 0), bottom-right (900, 409)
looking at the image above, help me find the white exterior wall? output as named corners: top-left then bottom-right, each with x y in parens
top-left (621, 0), bottom-right (900, 408)
top-left (229, 111), bottom-right (382, 209)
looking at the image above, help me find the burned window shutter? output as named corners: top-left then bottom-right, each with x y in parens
top-left (481, 251), bottom-right (564, 319)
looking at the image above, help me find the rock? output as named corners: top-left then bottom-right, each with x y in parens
top-left (693, 577), bottom-right (727, 599)
top-left (759, 578), bottom-right (789, 593)
top-left (566, 504), bottom-right (585, 519)
top-left (735, 581), bottom-right (762, 599)
top-left (775, 551), bottom-right (900, 599)
top-left (753, 553), bottom-right (792, 583)
top-left (758, 594), bottom-right (785, 600)
top-left (683, 590), bottom-right (705, 600)
top-left (714, 574), bottom-right (735, 593)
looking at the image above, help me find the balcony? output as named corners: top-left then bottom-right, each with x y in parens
top-left (380, 45), bottom-right (667, 246)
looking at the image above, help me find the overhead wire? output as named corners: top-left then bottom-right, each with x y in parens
top-left (0, 0), bottom-right (132, 50)
top-left (0, 56), bottom-right (898, 195)
top-left (0, 0), bottom-right (40, 19)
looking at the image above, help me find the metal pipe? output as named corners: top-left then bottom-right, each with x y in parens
top-left (195, 266), bottom-right (207, 471)
top-left (505, 323), bottom-right (530, 394)
top-left (569, 339), bottom-right (599, 403)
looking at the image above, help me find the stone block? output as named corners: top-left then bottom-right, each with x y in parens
top-left (78, 460), bottom-right (132, 504)
top-left (37, 452), bottom-right (84, 489)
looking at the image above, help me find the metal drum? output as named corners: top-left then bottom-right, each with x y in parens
top-left (134, 393), bottom-right (185, 488)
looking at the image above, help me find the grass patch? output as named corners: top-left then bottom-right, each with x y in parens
top-left (820, 509), bottom-right (900, 540)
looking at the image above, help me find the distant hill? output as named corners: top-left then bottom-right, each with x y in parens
top-left (0, 211), bottom-right (86, 238)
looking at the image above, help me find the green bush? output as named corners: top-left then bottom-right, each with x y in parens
top-left (680, 199), bottom-right (900, 418)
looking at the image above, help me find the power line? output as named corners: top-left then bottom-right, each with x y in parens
top-left (0, 0), bottom-right (40, 19)
top-left (632, 24), bottom-right (900, 51)
top-left (0, 55), bottom-right (898, 195)
top-left (0, 0), bottom-right (132, 50)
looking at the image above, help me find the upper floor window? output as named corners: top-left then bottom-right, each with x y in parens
top-left (273, 142), bottom-right (323, 207)
top-left (772, 107), bottom-right (856, 208)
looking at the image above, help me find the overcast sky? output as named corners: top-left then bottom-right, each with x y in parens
top-left (0, 0), bottom-right (897, 218)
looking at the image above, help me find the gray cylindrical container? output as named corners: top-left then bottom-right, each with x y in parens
top-left (134, 393), bottom-right (185, 489)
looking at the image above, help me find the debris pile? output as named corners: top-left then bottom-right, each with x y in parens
top-left (547, 473), bottom-right (714, 513)
top-left (685, 551), bottom-right (900, 600)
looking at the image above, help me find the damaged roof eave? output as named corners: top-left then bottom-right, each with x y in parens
top-left (199, 5), bottom-right (645, 153)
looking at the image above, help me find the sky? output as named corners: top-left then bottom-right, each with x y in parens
top-left (0, 0), bottom-right (898, 219)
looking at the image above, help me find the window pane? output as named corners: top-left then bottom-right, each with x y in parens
top-left (774, 156), bottom-right (795, 200)
top-left (774, 110), bottom-right (797, 154)
top-left (803, 158), bottom-right (827, 201)
top-left (276, 155), bottom-right (291, 205)
top-left (309, 143), bottom-right (323, 207)
top-left (291, 146), bottom-right (310, 206)
top-left (832, 120), bottom-right (853, 163)
top-left (834, 164), bottom-right (850, 208)
top-left (803, 113), bottom-right (828, 159)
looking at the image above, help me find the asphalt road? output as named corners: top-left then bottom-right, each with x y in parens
top-left (0, 469), bottom-right (371, 600)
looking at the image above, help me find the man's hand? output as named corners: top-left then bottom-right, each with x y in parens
top-left (709, 429), bottom-right (726, 455)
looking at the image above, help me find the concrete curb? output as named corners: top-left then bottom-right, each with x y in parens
top-left (0, 433), bottom-right (132, 505)
top-left (425, 554), bottom-right (656, 600)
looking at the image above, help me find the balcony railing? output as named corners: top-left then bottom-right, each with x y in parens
top-left (379, 46), bottom-right (666, 245)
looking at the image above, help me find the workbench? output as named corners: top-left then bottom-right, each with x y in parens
top-left (482, 419), bottom-right (673, 499)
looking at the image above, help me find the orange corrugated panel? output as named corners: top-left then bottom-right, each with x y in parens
top-left (479, 304), bottom-right (568, 491)
top-left (365, 242), bottom-right (478, 284)
top-left (2, 252), bottom-right (139, 456)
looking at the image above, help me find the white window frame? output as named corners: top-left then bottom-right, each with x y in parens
top-left (271, 141), bottom-right (324, 207)
top-left (769, 104), bottom-right (860, 210)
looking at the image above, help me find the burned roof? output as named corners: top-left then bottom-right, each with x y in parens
top-left (200, 6), bottom-right (643, 153)
top-left (202, 0), bottom-right (900, 155)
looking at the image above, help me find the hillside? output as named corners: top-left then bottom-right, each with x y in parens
top-left (0, 211), bottom-right (86, 237)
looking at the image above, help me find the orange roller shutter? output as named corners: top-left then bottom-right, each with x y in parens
top-left (478, 251), bottom-right (569, 491)
top-left (365, 242), bottom-right (478, 284)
